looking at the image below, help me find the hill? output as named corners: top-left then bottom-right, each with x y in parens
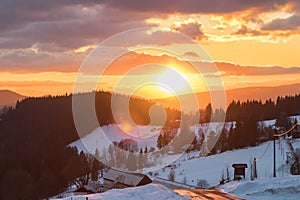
top-left (0, 91), bottom-right (180, 199)
top-left (155, 83), bottom-right (300, 110)
top-left (0, 90), bottom-right (26, 108)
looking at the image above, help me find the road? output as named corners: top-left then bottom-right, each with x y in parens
top-left (174, 189), bottom-right (244, 200)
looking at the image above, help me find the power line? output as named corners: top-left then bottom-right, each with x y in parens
top-left (273, 121), bottom-right (299, 137)
top-left (257, 141), bottom-right (272, 160)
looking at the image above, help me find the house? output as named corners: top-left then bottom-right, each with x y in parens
top-left (103, 168), bottom-right (152, 189)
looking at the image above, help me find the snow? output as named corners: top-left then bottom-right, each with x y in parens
top-left (69, 116), bottom-right (300, 155)
top-left (69, 122), bottom-right (235, 154)
top-left (153, 138), bottom-right (296, 186)
top-left (69, 124), bottom-right (162, 154)
top-left (259, 119), bottom-right (276, 127)
top-left (259, 115), bottom-right (300, 128)
top-left (221, 176), bottom-right (300, 200)
top-left (52, 183), bottom-right (186, 200)
top-left (292, 139), bottom-right (300, 149)
top-left (290, 115), bottom-right (300, 122)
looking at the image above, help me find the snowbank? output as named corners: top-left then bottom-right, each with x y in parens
top-left (221, 176), bottom-right (300, 200)
top-left (52, 183), bottom-right (186, 200)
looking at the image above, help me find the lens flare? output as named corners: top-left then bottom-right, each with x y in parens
top-left (119, 121), bottom-right (135, 134)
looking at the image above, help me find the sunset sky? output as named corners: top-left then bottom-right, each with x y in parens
top-left (1, 0), bottom-right (300, 98)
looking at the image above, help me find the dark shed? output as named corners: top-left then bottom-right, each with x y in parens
top-left (232, 164), bottom-right (248, 180)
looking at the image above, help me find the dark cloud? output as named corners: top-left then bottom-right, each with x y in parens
top-left (0, 5), bottom-right (151, 51)
top-left (0, 0), bottom-right (297, 52)
top-left (0, 0), bottom-right (100, 32)
top-left (0, 0), bottom-right (294, 34)
top-left (0, 48), bottom-right (84, 72)
top-left (172, 23), bottom-right (206, 40)
top-left (235, 25), bottom-right (264, 36)
top-left (216, 62), bottom-right (300, 76)
top-left (99, 0), bottom-right (292, 14)
top-left (261, 15), bottom-right (300, 30)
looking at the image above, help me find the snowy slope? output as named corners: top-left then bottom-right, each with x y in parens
top-left (153, 138), bottom-right (295, 186)
top-left (259, 115), bottom-right (300, 127)
top-left (70, 115), bottom-right (300, 154)
top-left (69, 122), bottom-right (235, 154)
top-left (69, 124), bottom-right (162, 154)
top-left (52, 183), bottom-right (186, 200)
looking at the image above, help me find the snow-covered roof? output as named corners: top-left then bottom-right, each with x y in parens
top-left (103, 168), bottom-right (152, 187)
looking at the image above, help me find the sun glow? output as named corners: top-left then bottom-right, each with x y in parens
top-left (155, 68), bottom-right (188, 94)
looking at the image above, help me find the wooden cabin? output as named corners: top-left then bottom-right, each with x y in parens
top-left (103, 168), bottom-right (152, 189)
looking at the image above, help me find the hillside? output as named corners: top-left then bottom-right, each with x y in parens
top-left (0, 91), bottom-right (180, 199)
top-left (0, 90), bottom-right (26, 107)
top-left (155, 83), bottom-right (300, 110)
top-left (68, 126), bottom-right (300, 199)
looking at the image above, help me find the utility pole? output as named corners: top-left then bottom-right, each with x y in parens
top-left (273, 136), bottom-right (276, 177)
top-left (272, 125), bottom-right (277, 178)
top-left (254, 157), bottom-right (257, 179)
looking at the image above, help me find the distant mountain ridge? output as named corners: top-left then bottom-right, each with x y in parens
top-left (2, 82), bottom-right (300, 110)
top-left (154, 83), bottom-right (300, 110)
top-left (0, 90), bottom-right (26, 107)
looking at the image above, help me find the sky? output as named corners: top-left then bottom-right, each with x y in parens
top-left (1, 0), bottom-right (300, 98)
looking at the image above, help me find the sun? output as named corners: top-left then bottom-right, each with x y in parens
top-left (155, 68), bottom-right (188, 94)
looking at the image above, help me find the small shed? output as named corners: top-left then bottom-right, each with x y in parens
top-left (232, 164), bottom-right (247, 180)
top-left (103, 168), bottom-right (152, 189)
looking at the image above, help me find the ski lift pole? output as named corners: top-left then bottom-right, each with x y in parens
top-left (273, 134), bottom-right (276, 177)
top-left (272, 126), bottom-right (278, 178)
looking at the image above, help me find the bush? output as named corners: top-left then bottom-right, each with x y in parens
top-left (196, 179), bottom-right (209, 189)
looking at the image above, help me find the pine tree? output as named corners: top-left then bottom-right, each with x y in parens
top-left (91, 159), bottom-right (100, 181)
top-left (126, 151), bottom-right (137, 171)
top-left (204, 103), bottom-right (212, 123)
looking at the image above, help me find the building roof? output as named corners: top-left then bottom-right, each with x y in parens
top-left (103, 168), bottom-right (152, 187)
top-left (232, 164), bottom-right (248, 168)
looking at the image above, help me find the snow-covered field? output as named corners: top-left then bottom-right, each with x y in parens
top-left (69, 122), bottom-right (235, 154)
top-left (221, 176), bottom-right (300, 200)
top-left (52, 184), bottom-right (186, 200)
top-left (69, 124), bottom-right (162, 154)
top-left (259, 115), bottom-right (300, 127)
top-left (153, 138), bottom-right (293, 186)
top-left (69, 115), bottom-right (300, 154)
